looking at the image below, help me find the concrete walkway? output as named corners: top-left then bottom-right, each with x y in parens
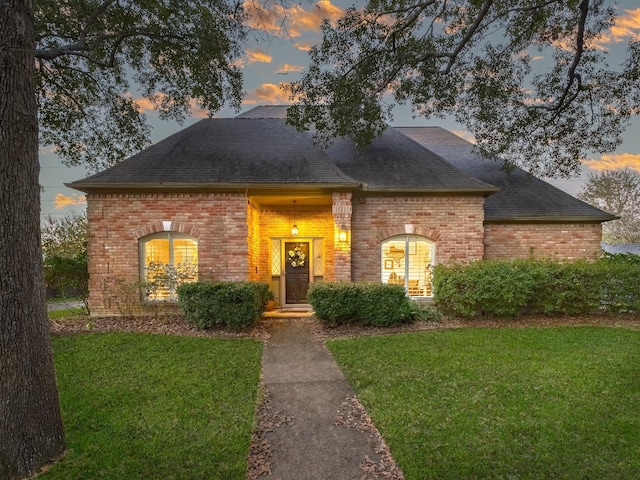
top-left (258, 318), bottom-right (402, 479)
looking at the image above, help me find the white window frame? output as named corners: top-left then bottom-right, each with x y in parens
top-left (139, 232), bottom-right (198, 301)
top-left (381, 234), bottom-right (435, 297)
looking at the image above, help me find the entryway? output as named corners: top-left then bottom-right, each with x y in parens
top-left (284, 241), bottom-right (309, 304)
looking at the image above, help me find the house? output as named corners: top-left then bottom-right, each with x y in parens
top-left (68, 106), bottom-right (616, 315)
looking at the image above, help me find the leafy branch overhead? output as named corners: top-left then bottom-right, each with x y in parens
top-left (286, 0), bottom-right (640, 177)
top-left (35, 0), bottom-right (247, 171)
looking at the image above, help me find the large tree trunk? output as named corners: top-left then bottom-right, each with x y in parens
top-left (0, 1), bottom-right (66, 478)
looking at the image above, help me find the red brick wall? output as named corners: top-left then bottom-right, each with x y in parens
top-left (484, 223), bottom-right (603, 261)
top-left (86, 189), bottom-right (604, 315)
top-left (87, 192), bottom-right (249, 316)
top-left (351, 194), bottom-right (486, 281)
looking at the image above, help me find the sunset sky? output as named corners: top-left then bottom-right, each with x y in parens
top-left (40, 1), bottom-right (640, 222)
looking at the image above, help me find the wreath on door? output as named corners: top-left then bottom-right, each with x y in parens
top-left (287, 247), bottom-right (306, 268)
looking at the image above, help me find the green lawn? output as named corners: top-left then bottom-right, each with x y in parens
top-left (327, 327), bottom-right (640, 480)
top-left (44, 333), bottom-right (262, 479)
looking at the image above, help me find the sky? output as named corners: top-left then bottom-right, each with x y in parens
top-left (40, 0), bottom-right (640, 223)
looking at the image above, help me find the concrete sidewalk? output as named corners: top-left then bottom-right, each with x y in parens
top-left (257, 318), bottom-right (403, 479)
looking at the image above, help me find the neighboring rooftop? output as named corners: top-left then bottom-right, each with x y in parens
top-left (601, 243), bottom-right (640, 255)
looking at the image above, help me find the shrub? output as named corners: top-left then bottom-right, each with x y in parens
top-left (411, 303), bottom-right (443, 322)
top-left (599, 253), bottom-right (640, 313)
top-left (44, 253), bottom-right (89, 311)
top-left (308, 282), bottom-right (414, 326)
top-left (433, 259), bottom-right (538, 317)
top-left (434, 257), bottom-right (640, 318)
top-left (177, 281), bottom-right (271, 329)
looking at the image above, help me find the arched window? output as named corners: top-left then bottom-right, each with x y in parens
top-left (381, 235), bottom-right (435, 297)
top-left (139, 232), bottom-right (198, 300)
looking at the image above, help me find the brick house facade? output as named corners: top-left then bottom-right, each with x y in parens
top-left (70, 106), bottom-right (615, 316)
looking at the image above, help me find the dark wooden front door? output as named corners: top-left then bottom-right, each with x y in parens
top-left (285, 242), bottom-right (310, 304)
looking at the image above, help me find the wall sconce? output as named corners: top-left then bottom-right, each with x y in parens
top-left (291, 200), bottom-right (299, 236)
top-left (338, 224), bottom-right (348, 243)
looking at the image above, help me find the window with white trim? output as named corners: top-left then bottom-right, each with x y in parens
top-left (381, 235), bottom-right (434, 297)
top-left (140, 232), bottom-right (198, 300)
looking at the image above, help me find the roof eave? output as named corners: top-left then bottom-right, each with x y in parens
top-left (484, 215), bottom-right (619, 224)
top-left (65, 181), bottom-right (361, 194)
top-left (361, 186), bottom-right (500, 195)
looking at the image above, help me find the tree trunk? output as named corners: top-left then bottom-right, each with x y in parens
top-left (0, 1), bottom-right (66, 478)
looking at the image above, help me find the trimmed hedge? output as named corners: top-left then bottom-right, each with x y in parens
top-left (307, 282), bottom-right (415, 326)
top-left (433, 255), bottom-right (640, 317)
top-left (176, 281), bottom-right (271, 329)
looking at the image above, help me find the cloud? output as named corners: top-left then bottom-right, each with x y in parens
top-left (246, 49), bottom-right (273, 64)
top-left (276, 64), bottom-right (305, 74)
top-left (607, 8), bottom-right (640, 42)
top-left (293, 41), bottom-right (315, 52)
top-left (244, 0), bottom-right (343, 38)
top-left (451, 129), bottom-right (476, 144)
top-left (582, 153), bottom-right (640, 172)
top-left (54, 193), bottom-right (86, 209)
top-left (589, 8), bottom-right (640, 48)
top-left (132, 94), bottom-right (208, 118)
top-left (243, 83), bottom-right (294, 105)
top-left (134, 96), bottom-right (156, 113)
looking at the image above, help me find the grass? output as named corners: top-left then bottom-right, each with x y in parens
top-left (47, 307), bottom-right (88, 320)
top-left (44, 333), bottom-right (263, 479)
top-left (327, 327), bottom-right (640, 480)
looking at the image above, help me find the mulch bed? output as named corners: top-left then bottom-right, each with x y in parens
top-left (50, 312), bottom-right (640, 341)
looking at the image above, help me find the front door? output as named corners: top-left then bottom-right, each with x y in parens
top-left (284, 242), bottom-right (310, 304)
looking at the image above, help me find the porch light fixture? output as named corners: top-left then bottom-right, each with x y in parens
top-left (291, 200), bottom-right (299, 236)
top-left (338, 225), bottom-right (348, 243)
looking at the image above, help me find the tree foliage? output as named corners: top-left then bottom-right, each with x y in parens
top-left (42, 213), bottom-right (89, 307)
top-left (286, 0), bottom-right (640, 177)
top-left (41, 211), bottom-right (87, 259)
top-left (35, 0), bottom-right (247, 172)
top-left (578, 169), bottom-right (640, 243)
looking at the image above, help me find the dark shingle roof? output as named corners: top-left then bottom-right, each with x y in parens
top-left (397, 126), bottom-right (617, 222)
top-left (325, 128), bottom-right (496, 193)
top-left (68, 106), bottom-right (495, 194)
top-left (68, 115), bottom-right (358, 190)
top-left (67, 105), bottom-right (616, 224)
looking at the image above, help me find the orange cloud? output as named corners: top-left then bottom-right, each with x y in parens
top-left (244, 0), bottom-right (343, 38)
top-left (582, 153), bottom-right (640, 172)
top-left (246, 49), bottom-right (272, 64)
top-left (608, 8), bottom-right (640, 42)
top-left (293, 41), bottom-right (315, 52)
top-left (54, 193), bottom-right (86, 209)
top-left (134, 97), bottom-right (156, 113)
top-left (588, 8), bottom-right (640, 48)
top-left (451, 129), bottom-right (476, 144)
top-left (277, 64), bottom-right (305, 74)
top-left (243, 83), bottom-right (295, 105)
top-left (132, 94), bottom-right (208, 118)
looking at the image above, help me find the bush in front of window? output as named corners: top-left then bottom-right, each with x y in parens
top-left (307, 282), bottom-right (415, 326)
top-left (176, 281), bottom-right (271, 329)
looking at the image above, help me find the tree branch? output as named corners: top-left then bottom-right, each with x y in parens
top-left (528, 0), bottom-right (589, 113)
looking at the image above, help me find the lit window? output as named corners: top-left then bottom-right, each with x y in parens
top-left (381, 235), bottom-right (434, 297)
top-left (140, 232), bottom-right (198, 300)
